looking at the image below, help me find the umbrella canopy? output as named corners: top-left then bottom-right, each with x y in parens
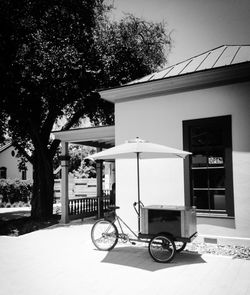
top-left (88, 137), bottom-right (191, 233)
top-left (88, 137), bottom-right (191, 160)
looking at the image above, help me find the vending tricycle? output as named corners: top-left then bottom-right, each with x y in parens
top-left (89, 137), bottom-right (197, 263)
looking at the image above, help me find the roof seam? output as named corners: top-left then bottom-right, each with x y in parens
top-left (195, 51), bottom-right (211, 71)
top-left (230, 45), bottom-right (241, 65)
top-left (212, 45), bottom-right (227, 68)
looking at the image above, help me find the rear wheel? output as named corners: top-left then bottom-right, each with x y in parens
top-left (174, 241), bottom-right (187, 253)
top-left (91, 220), bottom-right (118, 251)
top-left (148, 234), bottom-right (176, 263)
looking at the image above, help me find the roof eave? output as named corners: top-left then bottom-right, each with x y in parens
top-left (99, 62), bottom-right (250, 103)
top-left (52, 125), bottom-right (115, 148)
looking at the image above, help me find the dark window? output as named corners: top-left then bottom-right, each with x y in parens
top-left (21, 170), bottom-right (27, 180)
top-left (0, 167), bottom-right (7, 179)
top-left (183, 115), bottom-right (234, 216)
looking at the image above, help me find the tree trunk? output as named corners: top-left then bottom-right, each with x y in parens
top-left (31, 149), bottom-right (54, 219)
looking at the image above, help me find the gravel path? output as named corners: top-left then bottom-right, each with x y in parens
top-left (185, 242), bottom-right (250, 260)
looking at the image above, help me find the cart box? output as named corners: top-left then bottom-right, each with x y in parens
top-left (140, 205), bottom-right (197, 239)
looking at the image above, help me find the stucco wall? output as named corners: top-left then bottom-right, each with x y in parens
top-left (114, 81), bottom-right (250, 243)
top-left (0, 146), bottom-right (33, 180)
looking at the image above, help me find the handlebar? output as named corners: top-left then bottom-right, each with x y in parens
top-left (133, 201), bottom-right (144, 216)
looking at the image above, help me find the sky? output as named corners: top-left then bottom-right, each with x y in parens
top-left (109, 0), bottom-right (250, 65)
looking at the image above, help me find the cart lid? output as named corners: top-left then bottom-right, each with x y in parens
top-left (143, 205), bottom-right (196, 211)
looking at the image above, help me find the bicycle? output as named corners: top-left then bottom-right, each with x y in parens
top-left (91, 203), bottom-right (189, 263)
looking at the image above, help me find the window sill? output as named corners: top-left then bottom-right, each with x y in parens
top-left (197, 212), bottom-right (234, 219)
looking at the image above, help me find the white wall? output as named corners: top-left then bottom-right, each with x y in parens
top-left (115, 81), bottom-right (250, 241)
top-left (0, 145), bottom-right (33, 180)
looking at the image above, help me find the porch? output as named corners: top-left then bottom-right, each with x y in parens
top-left (53, 125), bottom-right (115, 223)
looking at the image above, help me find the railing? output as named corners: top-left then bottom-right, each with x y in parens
top-left (68, 196), bottom-right (110, 220)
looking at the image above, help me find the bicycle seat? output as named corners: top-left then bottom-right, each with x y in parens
top-left (108, 205), bottom-right (120, 210)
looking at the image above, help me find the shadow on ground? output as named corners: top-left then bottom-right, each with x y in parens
top-left (0, 210), bottom-right (31, 221)
top-left (101, 245), bottom-right (206, 271)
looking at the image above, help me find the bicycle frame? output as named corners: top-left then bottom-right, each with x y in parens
top-left (111, 208), bottom-right (150, 245)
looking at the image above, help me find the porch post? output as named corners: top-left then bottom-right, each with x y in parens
top-left (110, 161), bottom-right (115, 186)
top-left (60, 141), bottom-right (70, 224)
top-left (96, 148), bottom-right (103, 219)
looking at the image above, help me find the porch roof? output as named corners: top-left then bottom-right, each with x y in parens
top-left (53, 125), bottom-right (115, 149)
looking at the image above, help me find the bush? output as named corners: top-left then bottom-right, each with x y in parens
top-left (0, 179), bottom-right (33, 205)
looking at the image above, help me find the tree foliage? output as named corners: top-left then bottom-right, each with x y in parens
top-left (0, 0), bottom-right (172, 218)
top-left (53, 144), bottom-right (96, 178)
top-left (96, 14), bottom-right (171, 87)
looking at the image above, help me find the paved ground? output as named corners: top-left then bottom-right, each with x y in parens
top-left (0, 217), bottom-right (250, 295)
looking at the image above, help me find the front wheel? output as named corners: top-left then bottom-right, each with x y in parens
top-left (91, 219), bottom-right (118, 251)
top-left (148, 234), bottom-right (176, 263)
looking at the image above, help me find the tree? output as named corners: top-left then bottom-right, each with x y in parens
top-left (53, 144), bottom-right (97, 178)
top-left (0, 0), bottom-right (171, 219)
top-left (96, 14), bottom-right (171, 88)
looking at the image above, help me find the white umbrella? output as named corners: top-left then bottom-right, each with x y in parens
top-left (88, 137), bottom-right (191, 231)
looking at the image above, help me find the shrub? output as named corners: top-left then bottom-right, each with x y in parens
top-left (0, 179), bottom-right (33, 205)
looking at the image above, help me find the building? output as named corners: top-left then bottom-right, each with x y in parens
top-left (55, 45), bottom-right (250, 246)
top-left (0, 142), bottom-right (33, 180)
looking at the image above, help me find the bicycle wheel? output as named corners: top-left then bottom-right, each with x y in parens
top-left (148, 234), bottom-right (176, 263)
top-left (91, 219), bottom-right (118, 251)
top-left (174, 241), bottom-right (187, 253)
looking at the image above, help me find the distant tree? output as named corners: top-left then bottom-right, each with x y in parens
top-left (53, 144), bottom-right (96, 178)
top-left (96, 14), bottom-right (171, 88)
top-left (66, 144), bottom-right (96, 178)
top-left (0, 0), bottom-right (171, 219)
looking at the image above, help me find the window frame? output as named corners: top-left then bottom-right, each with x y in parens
top-left (183, 115), bottom-right (234, 217)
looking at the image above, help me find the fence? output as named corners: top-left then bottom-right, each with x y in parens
top-left (54, 178), bottom-right (111, 220)
top-left (54, 178), bottom-right (111, 202)
top-left (68, 196), bottom-right (111, 220)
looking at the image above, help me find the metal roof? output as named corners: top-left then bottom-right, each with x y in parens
top-left (127, 45), bottom-right (250, 85)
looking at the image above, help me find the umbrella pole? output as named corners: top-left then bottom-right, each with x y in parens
top-left (136, 152), bottom-right (141, 233)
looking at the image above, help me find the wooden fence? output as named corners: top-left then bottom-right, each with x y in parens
top-left (54, 178), bottom-right (111, 202)
top-left (68, 196), bottom-right (111, 220)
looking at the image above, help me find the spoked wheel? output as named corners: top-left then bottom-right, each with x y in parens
top-left (91, 220), bottom-right (118, 251)
top-left (148, 234), bottom-right (176, 263)
top-left (174, 241), bottom-right (187, 253)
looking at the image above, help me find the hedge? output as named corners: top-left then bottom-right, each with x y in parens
top-left (0, 179), bottom-right (33, 205)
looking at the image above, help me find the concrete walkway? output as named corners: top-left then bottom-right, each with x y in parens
top-left (0, 218), bottom-right (250, 295)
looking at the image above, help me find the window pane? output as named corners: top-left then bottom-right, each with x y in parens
top-left (193, 190), bottom-right (209, 209)
top-left (210, 190), bottom-right (226, 211)
top-left (191, 126), bottom-right (223, 148)
top-left (193, 169), bottom-right (207, 188)
top-left (209, 168), bottom-right (225, 188)
top-left (192, 154), bottom-right (207, 167)
top-left (208, 149), bottom-right (224, 167)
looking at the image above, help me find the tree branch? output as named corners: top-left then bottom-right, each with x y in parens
top-left (41, 109), bottom-right (58, 143)
top-left (49, 100), bottom-right (88, 157)
top-left (12, 141), bottom-right (33, 164)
